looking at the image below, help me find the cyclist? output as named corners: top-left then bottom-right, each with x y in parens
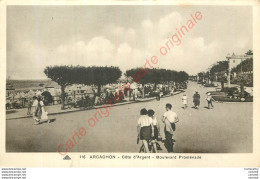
top-left (137, 108), bottom-right (153, 153)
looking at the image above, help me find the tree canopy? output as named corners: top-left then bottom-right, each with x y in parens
top-left (125, 68), bottom-right (188, 84)
top-left (245, 50), bottom-right (253, 55)
top-left (44, 65), bottom-right (75, 87)
top-left (44, 65), bottom-right (122, 87)
top-left (79, 66), bottom-right (122, 86)
top-left (231, 58), bottom-right (253, 73)
top-left (198, 60), bottom-right (229, 82)
top-left (209, 61), bottom-right (228, 75)
top-left (44, 65), bottom-right (122, 108)
top-left (78, 66), bottom-right (122, 95)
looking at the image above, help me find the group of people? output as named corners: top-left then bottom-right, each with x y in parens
top-left (181, 91), bottom-right (216, 110)
top-left (137, 91), bottom-right (217, 153)
top-left (137, 103), bottom-right (179, 153)
top-left (6, 89), bottom-right (51, 110)
top-left (31, 96), bottom-right (49, 125)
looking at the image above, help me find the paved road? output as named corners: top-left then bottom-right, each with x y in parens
top-left (6, 81), bottom-right (252, 153)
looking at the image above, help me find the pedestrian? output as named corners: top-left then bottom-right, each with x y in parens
top-left (6, 98), bottom-right (11, 110)
top-left (106, 89), bottom-right (110, 98)
top-left (162, 103), bottom-right (179, 153)
top-left (67, 96), bottom-right (72, 109)
top-left (35, 96), bottom-right (49, 124)
top-left (156, 88), bottom-right (160, 101)
top-left (134, 89), bottom-right (138, 101)
top-left (31, 96), bottom-right (40, 125)
top-left (148, 109), bottom-right (161, 153)
top-left (206, 93), bottom-right (215, 109)
top-left (182, 94), bottom-right (188, 109)
top-left (193, 91), bottom-right (200, 109)
top-left (92, 87), bottom-right (97, 106)
top-left (27, 97), bottom-right (33, 115)
top-left (137, 108), bottom-right (153, 153)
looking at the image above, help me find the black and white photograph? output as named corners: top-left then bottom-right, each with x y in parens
top-left (5, 4), bottom-right (255, 157)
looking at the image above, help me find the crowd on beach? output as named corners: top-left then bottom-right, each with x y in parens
top-left (6, 82), bottom-right (187, 113)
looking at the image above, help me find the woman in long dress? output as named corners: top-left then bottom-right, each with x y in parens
top-left (32, 96), bottom-right (40, 125)
top-left (36, 96), bottom-right (49, 124)
top-left (193, 91), bottom-right (200, 109)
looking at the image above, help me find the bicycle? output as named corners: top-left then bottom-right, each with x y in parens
top-left (138, 135), bottom-right (163, 153)
top-left (139, 140), bottom-right (163, 153)
top-left (138, 138), bottom-right (175, 153)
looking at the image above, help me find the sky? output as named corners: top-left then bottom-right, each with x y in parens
top-left (7, 6), bottom-right (252, 80)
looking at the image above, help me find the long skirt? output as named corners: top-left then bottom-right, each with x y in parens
top-left (41, 110), bottom-right (48, 120)
top-left (194, 99), bottom-right (200, 106)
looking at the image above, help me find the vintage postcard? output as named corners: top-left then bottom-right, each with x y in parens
top-left (0, 0), bottom-right (259, 167)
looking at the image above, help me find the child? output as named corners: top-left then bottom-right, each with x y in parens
top-left (206, 93), bottom-right (215, 109)
top-left (182, 94), bottom-right (188, 109)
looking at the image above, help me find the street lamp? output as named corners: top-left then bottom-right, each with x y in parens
top-left (226, 53), bottom-right (231, 88)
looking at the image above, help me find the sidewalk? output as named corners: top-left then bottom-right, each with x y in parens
top-left (6, 91), bottom-right (183, 120)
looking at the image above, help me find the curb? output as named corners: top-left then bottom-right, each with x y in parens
top-left (6, 91), bottom-right (183, 120)
top-left (215, 101), bottom-right (253, 104)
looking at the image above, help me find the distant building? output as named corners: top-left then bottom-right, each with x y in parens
top-left (226, 52), bottom-right (253, 86)
top-left (6, 83), bottom-right (15, 90)
top-left (229, 52), bottom-right (253, 70)
top-left (6, 83), bottom-right (15, 96)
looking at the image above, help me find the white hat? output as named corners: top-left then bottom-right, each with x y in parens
top-left (208, 93), bottom-right (211, 95)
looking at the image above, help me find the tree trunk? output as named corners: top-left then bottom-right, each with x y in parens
top-left (142, 84), bottom-right (145, 99)
top-left (129, 88), bottom-right (131, 101)
top-left (241, 83), bottom-right (245, 98)
top-left (154, 83), bottom-right (157, 90)
top-left (61, 86), bottom-right (66, 110)
top-left (221, 81), bottom-right (224, 90)
top-left (97, 84), bottom-right (101, 96)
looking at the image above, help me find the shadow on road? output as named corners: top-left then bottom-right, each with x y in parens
top-left (6, 110), bottom-right (17, 114)
top-left (39, 118), bottom-right (56, 125)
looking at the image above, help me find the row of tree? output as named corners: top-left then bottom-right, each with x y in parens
top-left (125, 68), bottom-right (189, 87)
top-left (125, 68), bottom-right (189, 98)
top-left (231, 58), bottom-right (253, 74)
top-left (44, 66), bottom-right (122, 109)
top-left (198, 50), bottom-right (253, 84)
top-left (44, 66), bottom-right (189, 109)
top-left (197, 50), bottom-right (253, 97)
